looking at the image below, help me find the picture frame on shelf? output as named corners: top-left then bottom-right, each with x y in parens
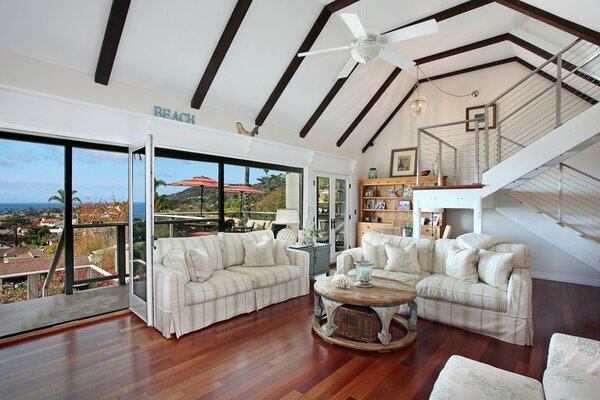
top-left (374, 201), bottom-right (386, 209)
top-left (364, 216), bottom-right (371, 222)
top-left (397, 200), bottom-right (411, 210)
top-left (466, 103), bottom-right (496, 132)
top-left (390, 147), bottom-right (417, 177)
top-left (366, 199), bottom-right (376, 209)
top-left (364, 190), bottom-right (374, 197)
top-left (431, 213), bottom-right (440, 226)
top-left (402, 184), bottom-right (414, 197)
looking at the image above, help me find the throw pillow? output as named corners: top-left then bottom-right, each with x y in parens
top-left (273, 239), bottom-right (291, 265)
top-left (383, 242), bottom-right (421, 274)
top-left (162, 249), bottom-right (190, 283)
top-left (363, 240), bottom-right (387, 269)
top-left (478, 249), bottom-right (515, 290)
top-left (445, 245), bottom-right (478, 283)
top-left (242, 238), bottom-right (276, 267)
top-left (185, 248), bottom-right (215, 282)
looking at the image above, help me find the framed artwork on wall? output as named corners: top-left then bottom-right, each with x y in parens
top-left (390, 147), bottom-right (417, 177)
top-left (466, 103), bottom-right (496, 132)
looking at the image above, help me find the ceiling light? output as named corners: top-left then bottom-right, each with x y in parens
top-left (350, 37), bottom-right (382, 63)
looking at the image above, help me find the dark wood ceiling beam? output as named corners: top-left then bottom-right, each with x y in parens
top-left (514, 58), bottom-right (598, 105)
top-left (254, 0), bottom-right (359, 127)
top-left (336, 68), bottom-right (402, 147)
top-left (495, 0), bottom-right (600, 46)
top-left (95, 0), bottom-right (131, 85)
top-left (334, 34), bottom-right (509, 146)
top-left (191, 0), bottom-right (253, 110)
top-left (300, 1), bottom-right (496, 138)
top-left (507, 34), bottom-right (600, 86)
top-left (362, 56), bottom-right (596, 153)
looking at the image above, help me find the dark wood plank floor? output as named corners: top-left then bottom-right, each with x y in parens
top-left (1, 279), bottom-right (599, 400)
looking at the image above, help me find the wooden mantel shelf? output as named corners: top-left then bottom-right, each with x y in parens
top-left (413, 184), bottom-right (484, 191)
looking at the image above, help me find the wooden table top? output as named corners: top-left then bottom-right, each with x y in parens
top-left (314, 276), bottom-right (416, 307)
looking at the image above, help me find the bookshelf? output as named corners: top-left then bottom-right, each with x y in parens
top-left (358, 176), bottom-right (446, 246)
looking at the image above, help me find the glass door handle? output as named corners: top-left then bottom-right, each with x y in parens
top-left (330, 218), bottom-right (335, 229)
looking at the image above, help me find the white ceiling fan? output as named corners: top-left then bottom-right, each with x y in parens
top-left (298, 13), bottom-right (438, 79)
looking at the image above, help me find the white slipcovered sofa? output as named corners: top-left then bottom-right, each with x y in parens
top-left (337, 232), bottom-right (533, 345)
top-left (153, 230), bottom-right (310, 338)
top-left (430, 333), bottom-right (600, 399)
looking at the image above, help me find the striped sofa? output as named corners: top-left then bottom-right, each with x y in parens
top-left (153, 230), bottom-right (310, 338)
top-left (337, 232), bottom-right (533, 345)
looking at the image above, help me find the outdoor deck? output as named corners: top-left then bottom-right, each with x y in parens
top-left (0, 284), bottom-right (128, 338)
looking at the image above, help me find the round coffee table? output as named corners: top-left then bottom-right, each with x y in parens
top-left (313, 276), bottom-right (417, 352)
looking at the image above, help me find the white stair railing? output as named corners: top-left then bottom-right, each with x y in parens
top-left (510, 163), bottom-right (600, 242)
top-left (483, 39), bottom-right (600, 169)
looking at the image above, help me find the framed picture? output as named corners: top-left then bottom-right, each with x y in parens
top-left (374, 201), bottom-right (386, 210)
top-left (402, 184), bottom-right (414, 197)
top-left (431, 213), bottom-right (440, 226)
top-left (466, 103), bottom-right (496, 132)
top-left (397, 200), bottom-right (411, 210)
top-left (364, 190), bottom-right (374, 197)
top-left (366, 199), bottom-right (376, 209)
top-left (390, 147), bottom-right (417, 177)
top-left (364, 216), bottom-right (371, 222)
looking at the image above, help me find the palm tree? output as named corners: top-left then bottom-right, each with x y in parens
top-left (154, 178), bottom-right (171, 211)
top-left (48, 189), bottom-right (82, 204)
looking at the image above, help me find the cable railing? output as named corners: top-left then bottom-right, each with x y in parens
top-left (510, 163), bottom-right (600, 242)
top-left (483, 38), bottom-right (600, 168)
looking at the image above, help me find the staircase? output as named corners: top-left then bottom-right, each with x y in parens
top-left (414, 38), bottom-right (600, 271)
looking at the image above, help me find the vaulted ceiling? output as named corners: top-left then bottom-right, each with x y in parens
top-left (0, 0), bottom-right (598, 153)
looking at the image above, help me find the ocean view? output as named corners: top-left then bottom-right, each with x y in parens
top-left (0, 202), bottom-right (146, 220)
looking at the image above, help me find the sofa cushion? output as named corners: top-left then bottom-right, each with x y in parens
top-left (242, 238), bottom-right (276, 267)
top-left (185, 248), bottom-right (215, 283)
top-left (361, 232), bottom-right (434, 272)
top-left (416, 274), bottom-right (508, 312)
top-left (226, 265), bottom-right (303, 289)
top-left (456, 232), bottom-right (511, 250)
top-left (162, 249), bottom-right (190, 283)
top-left (218, 230), bottom-right (274, 267)
top-left (478, 249), bottom-right (514, 290)
top-left (547, 333), bottom-right (600, 376)
top-left (348, 268), bottom-right (429, 286)
top-left (445, 245), bottom-right (478, 283)
top-left (430, 355), bottom-right (544, 400)
top-left (273, 239), bottom-right (291, 265)
top-left (543, 367), bottom-right (600, 400)
top-left (383, 242), bottom-right (421, 274)
top-left (363, 240), bottom-right (387, 269)
top-left (156, 235), bottom-right (224, 270)
top-left (184, 270), bottom-right (254, 305)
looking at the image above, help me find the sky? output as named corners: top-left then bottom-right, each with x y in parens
top-left (0, 138), bottom-right (272, 203)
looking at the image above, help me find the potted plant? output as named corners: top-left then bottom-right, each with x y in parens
top-left (302, 224), bottom-right (321, 245)
top-left (402, 219), bottom-right (413, 238)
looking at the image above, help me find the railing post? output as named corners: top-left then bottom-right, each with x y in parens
top-left (496, 121), bottom-right (502, 165)
top-left (438, 141), bottom-right (443, 187)
top-left (474, 122), bottom-right (480, 183)
top-left (117, 225), bottom-right (126, 286)
top-left (483, 106), bottom-right (489, 171)
top-left (556, 54), bottom-right (562, 128)
top-left (169, 216), bottom-right (174, 238)
top-left (416, 130), bottom-right (422, 186)
top-left (453, 148), bottom-right (457, 185)
top-left (558, 163), bottom-right (564, 224)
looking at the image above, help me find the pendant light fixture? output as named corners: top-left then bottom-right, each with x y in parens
top-left (410, 65), bottom-right (480, 119)
top-left (410, 67), bottom-right (427, 118)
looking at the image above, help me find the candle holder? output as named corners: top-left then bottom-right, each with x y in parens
top-left (354, 260), bottom-right (374, 288)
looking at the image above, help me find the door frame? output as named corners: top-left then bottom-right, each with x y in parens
top-left (313, 171), bottom-right (350, 260)
top-left (128, 134), bottom-right (155, 326)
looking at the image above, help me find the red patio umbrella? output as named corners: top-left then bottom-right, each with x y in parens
top-left (224, 184), bottom-right (265, 220)
top-left (167, 176), bottom-right (219, 216)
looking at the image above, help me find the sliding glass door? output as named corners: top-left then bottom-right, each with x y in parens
top-left (128, 135), bottom-right (154, 325)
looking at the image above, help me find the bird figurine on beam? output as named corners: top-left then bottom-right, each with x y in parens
top-left (236, 122), bottom-right (259, 137)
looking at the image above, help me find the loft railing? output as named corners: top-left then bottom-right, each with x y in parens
top-left (510, 163), bottom-right (600, 242)
top-left (483, 38), bottom-right (600, 169)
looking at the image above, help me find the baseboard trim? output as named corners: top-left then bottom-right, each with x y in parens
top-left (531, 271), bottom-right (600, 287)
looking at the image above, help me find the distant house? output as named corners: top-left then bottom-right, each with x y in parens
top-left (40, 219), bottom-right (60, 227)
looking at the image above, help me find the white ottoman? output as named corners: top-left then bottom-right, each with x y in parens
top-left (430, 355), bottom-right (544, 400)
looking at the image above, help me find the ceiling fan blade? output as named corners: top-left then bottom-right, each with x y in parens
top-left (339, 13), bottom-right (367, 39)
top-left (381, 19), bottom-right (438, 44)
top-left (337, 57), bottom-right (357, 79)
top-left (379, 49), bottom-right (415, 70)
top-left (298, 45), bottom-right (351, 58)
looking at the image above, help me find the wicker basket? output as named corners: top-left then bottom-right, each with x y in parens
top-left (333, 305), bottom-right (382, 343)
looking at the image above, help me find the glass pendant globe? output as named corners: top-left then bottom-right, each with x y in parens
top-left (410, 96), bottom-right (427, 118)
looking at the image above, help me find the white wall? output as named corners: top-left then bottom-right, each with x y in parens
top-left (357, 62), bottom-right (531, 179)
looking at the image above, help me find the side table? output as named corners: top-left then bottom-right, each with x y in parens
top-left (289, 243), bottom-right (330, 279)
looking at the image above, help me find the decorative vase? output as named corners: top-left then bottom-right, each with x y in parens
top-left (354, 260), bottom-right (374, 288)
top-left (430, 153), bottom-right (441, 177)
top-left (368, 168), bottom-right (377, 179)
top-left (305, 235), bottom-right (315, 246)
top-left (403, 227), bottom-right (413, 237)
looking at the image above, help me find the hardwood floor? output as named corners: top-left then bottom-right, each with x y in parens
top-left (1, 279), bottom-right (599, 400)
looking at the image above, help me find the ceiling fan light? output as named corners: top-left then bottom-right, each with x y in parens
top-left (351, 40), bottom-right (381, 63)
top-left (410, 96), bottom-right (427, 118)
